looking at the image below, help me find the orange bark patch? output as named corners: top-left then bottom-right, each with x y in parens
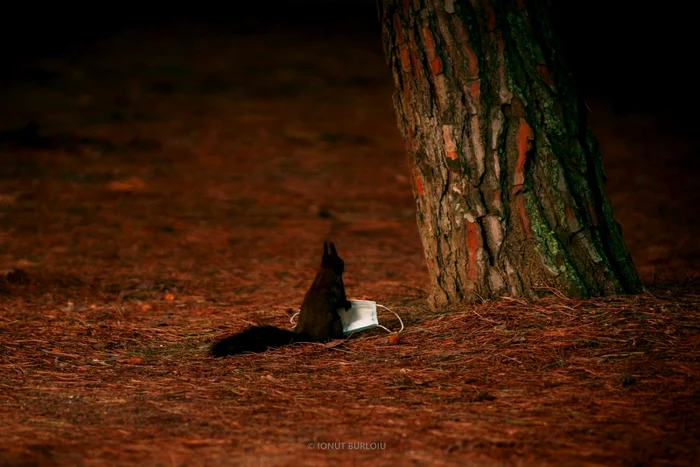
top-left (422, 28), bottom-right (436, 51)
top-left (414, 172), bottom-right (424, 196)
top-left (421, 28), bottom-right (441, 76)
top-left (515, 193), bottom-right (533, 238)
top-left (470, 81), bottom-right (480, 102)
top-left (452, 17), bottom-right (479, 78)
top-left (466, 221), bottom-right (480, 281)
top-left (465, 44), bottom-right (479, 77)
top-left (411, 48), bottom-right (421, 80)
top-left (403, 0), bottom-right (410, 13)
top-left (516, 0), bottom-right (526, 10)
top-left (482, 0), bottom-right (497, 31)
top-left (514, 117), bottom-right (534, 186)
top-left (442, 126), bottom-right (458, 160)
top-left (516, 118), bottom-right (534, 166)
top-left (430, 56), bottom-right (443, 75)
top-left (399, 47), bottom-right (411, 71)
top-left (493, 189), bottom-right (501, 203)
top-left (393, 14), bottom-right (403, 41)
top-left (536, 64), bottom-right (553, 85)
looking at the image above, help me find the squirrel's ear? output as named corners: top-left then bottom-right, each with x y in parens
top-left (323, 241), bottom-right (329, 257)
top-left (329, 242), bottom-right (338, 258)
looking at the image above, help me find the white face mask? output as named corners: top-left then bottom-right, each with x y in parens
top-left (290, 301), bottom-right (403, 337)
top-left (338, 300), bottom-right (404, 336)
top-left (339, 300), bottom-right (379, 335)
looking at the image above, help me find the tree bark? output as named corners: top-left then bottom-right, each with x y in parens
top-left (377, 0), bottom-right (642, 308)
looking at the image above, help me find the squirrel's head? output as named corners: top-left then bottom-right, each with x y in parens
top-left (321, 241), bottom-right (345, 275)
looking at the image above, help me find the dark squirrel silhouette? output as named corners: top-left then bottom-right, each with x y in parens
top-left (209, 241), bottom-right (352, 357)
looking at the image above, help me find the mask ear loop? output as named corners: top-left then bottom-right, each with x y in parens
top-left (376, 304), bottom-right (404, 335)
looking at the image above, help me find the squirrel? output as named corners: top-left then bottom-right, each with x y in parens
top-left (209, 241), bottom-right (352, 357)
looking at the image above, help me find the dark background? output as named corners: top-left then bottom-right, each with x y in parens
top-left (0, 1), bottom-right (695, 119)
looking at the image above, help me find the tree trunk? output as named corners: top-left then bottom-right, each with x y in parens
top-left (377, 0), bottom-right (642, 308)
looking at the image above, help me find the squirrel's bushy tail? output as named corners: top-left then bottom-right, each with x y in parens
top-left (210, 325), bottom-right (310, 357)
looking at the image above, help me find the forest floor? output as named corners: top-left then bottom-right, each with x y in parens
top-left (1, 14), bottom-right (699, 467)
